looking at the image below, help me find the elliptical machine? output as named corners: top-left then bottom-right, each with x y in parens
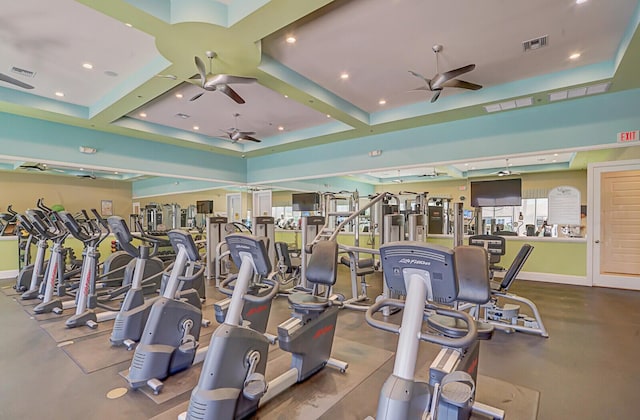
top-left (17, 210), bottom-right (50, 299)
top-left (108, 217), bottom-right (204, 349)
top-left (125, 229), bottom-right (207, 394)
top-left (183, 235), bottom-right (346, 420)
top-left (365, 242), bottom-right (504, 420)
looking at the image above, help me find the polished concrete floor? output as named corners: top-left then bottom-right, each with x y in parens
top-left (1, 267), bottom-right (639, 419)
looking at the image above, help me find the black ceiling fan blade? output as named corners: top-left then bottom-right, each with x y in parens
top-left (430, 90), bottom-right (442, 103)
top-left (0, 72), bottom-right (34, 89)
top-left (443, 79), bottom-right (483, 90)
top-left (219, 85), bottom-right (245, 104)
top-left (189, 92), bottom-right (205, 101)
top-left (240, 135), bottom-right (261, 143)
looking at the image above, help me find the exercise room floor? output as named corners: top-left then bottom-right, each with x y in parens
top-left (1, 268), bottom-right (639, 419)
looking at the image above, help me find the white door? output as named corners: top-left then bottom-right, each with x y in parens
top-left (252, 190), bottom-right (272, 217)
top-left (588, 160), bottom-right (640, 290)
top-left (226, 193), bottom-right (242, 222)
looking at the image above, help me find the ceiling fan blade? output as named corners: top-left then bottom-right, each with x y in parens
top-left (0, 72), bottom-right (34, 89)
top-left (219, 85), bottom-right (245, 104)
top-left (156, 74), bottom-right (178, 80)
top-left (194, 56), bottom-right (207, 86)
top-left (408, 70), bottom-right (431, 85)
top-left (440, 64), bottom-right (475, 80)
top-left (430, 90), bottom-right (442, 103)
top-left (409, 86), bottom-right (430, 92)
top-left (431, 64), bottom-right (476, 89)
top-left (213, 74), bottom-right (257, 85)
top-left (189, 92), bottom-right (205, 101)
top-left (240, 135), bottom-right (261, 143)
top-left (443, 79), bottom-right (483, 90)
top-left (239, 131), bottom-right (256, 136)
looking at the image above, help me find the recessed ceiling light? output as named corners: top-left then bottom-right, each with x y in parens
top-left (125, 23), bottom-right (133, 27)
top-left (326, 114), bottom-right (331, 118)
top-left (139, 112), bottom-right (147, 118)
top-left (508, 163), bottom-right (513, 167)
top-left (193, 126), bottom-right (199, 130)
top-left (114, 171), bottom-right (119, 175)
top-left (284, 95), bottom-right (288, 98)
top-left (552, 159), bottom-right (557, 163)
top-left (464, 163), bottom-right (469, 166)
top-left (82, 63), bottom-right (93, 70)
top-left (278, 126), bottom-right (284, 131)
top-left (378, 99), bottom-right (387, 105)
top-left (576, 0), bottom-right (588, 4)
top-left (55, 91), bottom-right (64, 97)
top-left (554, 153), bottom-right (559, 157)
top-left (340, 72), bottom-right (349, 80)
top-left (471, 167), bottom-right (476, 170)
top-left (286, 36), bottom-right (296, 44)
top-left (569, 52), bottom-right (581, 60)
top-left (80, 168), bottom-right (84, 171)
top-left (175, 93), bottom-right (183, 99)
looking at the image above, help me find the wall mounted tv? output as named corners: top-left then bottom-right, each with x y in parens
top-left (292, 192), bottom-right (320, 212)
top-left (196, 200), bottom-right (214, 214)
top-left (471, 178), bottom-right (522, 207)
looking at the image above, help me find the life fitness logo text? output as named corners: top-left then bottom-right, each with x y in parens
top-left (246, 304), bottom-right (268, 317)
top-left (313, 325), bottom-right (334, 339)
top-left (398, 258), bottom-right (431, 266)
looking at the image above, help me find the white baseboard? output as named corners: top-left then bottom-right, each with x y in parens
top-left (515, 271), bottom-right (590, 287)
top-left (0, 269), bottom-right (18, 280)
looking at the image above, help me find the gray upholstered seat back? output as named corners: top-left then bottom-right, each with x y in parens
top-left (454, 245), bottom-right (491, 304)
top-left (306, 240), bottom-right (338, 286)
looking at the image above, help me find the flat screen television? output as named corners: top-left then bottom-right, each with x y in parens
top-left (292, 192), bottom-right (320, 212)
top-left (471, 179), bottom-right (522, 207)
top-left (196, 200), bottom-right (213, 214)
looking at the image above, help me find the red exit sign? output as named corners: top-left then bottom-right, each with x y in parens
top-left (617, 130), bottom-right (639, 143)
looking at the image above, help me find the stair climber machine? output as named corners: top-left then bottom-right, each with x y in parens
top-left (16, 210), bottom-right (50, 299)
top-left (182, 234), bottom-right (347, 420)
top-left (31, 210), bottom-right (79, 314)
top-left (125, 229), bottom-right (210, 394)
top-left (365, 242), bottom-right (504, 420)
top-left (58, 211), bottom-right (123, 329)
top-left (107, 216), bottom-right (168, 348)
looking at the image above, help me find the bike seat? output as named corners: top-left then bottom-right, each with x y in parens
top-left (288, 292), bottom-right (331, 311)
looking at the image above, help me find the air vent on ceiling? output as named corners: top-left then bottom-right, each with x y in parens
top-left (175, 113), bottom-right (190, 119)
top-left (11, 66), bottom-right (36, 78)
top-left (523, 35), bottom-right (548, 52)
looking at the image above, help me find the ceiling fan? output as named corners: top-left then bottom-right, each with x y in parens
top-left (493, 158), bottom-right (521, 177)
top-left (217, 113), bottom-right (261, 143)
top-left (76, 171), bottom-right (96, 180)
top-left (419, 167), bottom-right (447, 178)
top-left (409, 44), bottom-right (482, 103)
top-left (0, 72), bottom-right (34, 90)
top-left (159, 51), bottom-right (256, 104)
top-left (19, 163), bottom-right (46, 171)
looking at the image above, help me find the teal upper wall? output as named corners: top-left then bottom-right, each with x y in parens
top-left (1, 88), bottom-right (639, 197)
top-left (247, 88), bottom-right (640, 184)
top-left (0, 112), bottom-right (247, 183)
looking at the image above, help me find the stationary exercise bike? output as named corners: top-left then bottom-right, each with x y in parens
top-left (125, 229), bottom-right (208, 394)
top-left (183, 234), bottom-right (346, 420)
top-left (213, 237), bottom-right (279, 336)
top-left (365, 242), bottom-right (504, 420)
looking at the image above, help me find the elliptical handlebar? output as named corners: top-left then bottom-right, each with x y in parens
top-left (365, 298), bottom-right (478, 349)
top-left (161, 261), bottom-right (205, 283)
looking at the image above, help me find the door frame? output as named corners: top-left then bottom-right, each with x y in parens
top-left (587, 158), bottom-right (640, 288)
top-left (226, 193), bottom-right (242, 222)
top-left (252, 190), bottom-right (272, 218)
